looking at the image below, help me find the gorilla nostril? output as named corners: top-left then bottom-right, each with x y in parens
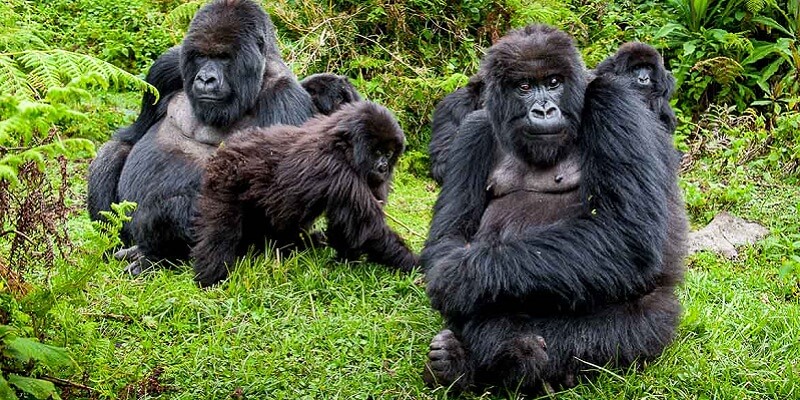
top-left (530, 106), bottom-right (546, 119)
top-left (545, 106), bottom-right (559, 119)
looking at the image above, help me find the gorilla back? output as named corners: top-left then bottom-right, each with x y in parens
top-left (421, 25), bottom-right (687, 394)
top-left (112, 0), bottom-right (314, 274)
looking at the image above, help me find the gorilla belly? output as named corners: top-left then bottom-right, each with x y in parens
top-left (475, 150), bottom-right (583, 238)
top-left (476, 189), bottom-right (582, 238)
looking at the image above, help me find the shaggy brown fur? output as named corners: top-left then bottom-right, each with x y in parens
top-left (192, 101), bottom-right (418, 287)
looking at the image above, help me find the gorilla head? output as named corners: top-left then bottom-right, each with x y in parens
top-left (347, 103), bottom-right (404, 199)
top-left (300, 73), bottom-right (363, 116)
top-left (482, 25), bottom-right (587, 166)
top-left (595, 42), bottom-right (677, 133)
top-left (180, 0), bottom-right (276, 127)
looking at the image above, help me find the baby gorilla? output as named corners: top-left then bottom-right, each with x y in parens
top-left (192, 101), bottom-right (418, 287)
top-left (300, 73), bottom-right (362, 115)
top-left (595, 42), bottom-right (677, 133)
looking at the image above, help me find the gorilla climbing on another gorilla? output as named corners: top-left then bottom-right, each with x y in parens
top-left (422, 25), bottom-right (687, 393)
top-left (594, 42), bottom-right (677, 134)
top-left (192, 101), bottom-right (417, 287)
top-left (428, 41), bottom-right (677, 185)
top-left (88, 0), bottom-right (316, 274)
top-left (300, 73), bottom-right (362, 116)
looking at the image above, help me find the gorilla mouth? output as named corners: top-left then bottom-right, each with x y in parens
top-left (195, 94), bottom-right (227, 102)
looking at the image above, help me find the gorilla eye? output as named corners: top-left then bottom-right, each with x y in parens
top-left (547, 76), bottom-right (563, 90)
top-left (518, 82), bottom-right (532, 92)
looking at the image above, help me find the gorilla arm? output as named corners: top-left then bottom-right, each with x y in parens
top-left (422, 109), bottom-right (496, 267)
top-left (254, 60), bottom-right (316, 127)
top-left (424, 77), bottom-right (675, 319)
top-left (325, 170), bottom-right (418, 271)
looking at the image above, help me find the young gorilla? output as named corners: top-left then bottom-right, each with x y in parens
top-left (595, 42), bottom-right (677, 134)
top-left (300, 73), bottom-right (362, 115)
top-left (422, 25), bottom-right (687, 393)
top-left (192, 101), bottom-right (418, 287)
top-left (94, 0), bottom-right (316, 275)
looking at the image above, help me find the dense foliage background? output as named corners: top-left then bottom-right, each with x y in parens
top-left (0, 0), bottom-right (798, 398)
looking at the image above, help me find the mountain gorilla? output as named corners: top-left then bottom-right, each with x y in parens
top-left (88, 46), bottom-right (183, 226)
top-left (427, 73), bottom-right (484, 185)
top-left (421, 25), bottom-right (687, 394)
top-left (192, 101), bottom-right (417, 287)
top-left (595, 42), bottom-right (677, 134)
top-left (91, 0), bottom-right (315, 274)
top-left (428, 42), bottom-right (677, 185)
top-left (300, 73), bottom-right (362, 115)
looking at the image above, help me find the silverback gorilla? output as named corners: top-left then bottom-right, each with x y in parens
top-left (90, 0), bottom-right (315, 274)
top-left (428, 41), bottom-right (677, 185)
top-left (192, 101), bottom-right (417, 287)
top-left (87, 46), bottom-right (182, 228)
top-left (421, 25), bottom-right (687, 393)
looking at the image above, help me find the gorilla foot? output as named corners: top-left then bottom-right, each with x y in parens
top-left (113, 245), bottom-right (141, 262)
top-left (499, 333), bottom-right (550, 392)
top-left (423, 329), bottom-right (473, 391)
top-left (122, 257), bottom-right (154, 276)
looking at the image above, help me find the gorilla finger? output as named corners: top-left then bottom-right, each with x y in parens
top-left (428, 349), bottom-right (451, 361)
top-left (113, 245), bottom-right (141, 261)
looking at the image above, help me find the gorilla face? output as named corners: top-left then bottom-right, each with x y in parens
top-left (180, 0), bottom-right (274, 128)
top-left (631, 64), bottom-right (653, 87)
top-left (482, 24), bottom-right (587, 166)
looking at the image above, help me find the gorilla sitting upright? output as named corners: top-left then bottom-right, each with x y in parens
top-left (88, 0), bottom-right (316, 274)
top-left (428, 41), bottom-right (677, 185)
top-left (422, 25), bottom-right (687, 394)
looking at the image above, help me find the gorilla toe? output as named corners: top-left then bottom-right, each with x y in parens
top-left (423, 329), bottom-right (473, 391)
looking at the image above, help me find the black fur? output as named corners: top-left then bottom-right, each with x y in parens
top-left (300, 73), bottom-right (362, 115)
top-left (90, 0), bottom-right (315, 274)
top-left (87, 46), bottom-right (183, 224)
top-left (595, 42), bottom-right (677, 133)
top-left (421, 25), bottom-right (687, 393)
top-left (428, 73), bottom-right (484, 185)
top-left (192, 101), bottom-right (417, 287)
top-left (428, 42), bottom-right (678, 186)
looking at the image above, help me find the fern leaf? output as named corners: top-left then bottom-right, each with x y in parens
top-left (163, 1), bottom-right (205, 42)
top-left (0, 56), bottom-right (34, 99)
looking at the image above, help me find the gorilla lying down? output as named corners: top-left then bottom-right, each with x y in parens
top-left (422, 25), bottom-right (687, 394)
top-left (192, 101), bottom-right (418, 287)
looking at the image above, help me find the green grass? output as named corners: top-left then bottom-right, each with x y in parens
top-left (27, 146), bottom-right (799, 399)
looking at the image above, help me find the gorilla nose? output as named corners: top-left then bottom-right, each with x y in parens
top-left (194, 72), bottom-right (221, 94)
top-left (530, 103), bottom-right (561, 120)
top-left (377, 163), bottom-right (389, 174)
top-left (638, 76), bottom-right (650, 84)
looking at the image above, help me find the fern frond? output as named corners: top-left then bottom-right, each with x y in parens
top-left (0, 56), bottom-right (33, 99)
top-left (745, 0), bottom-right (765, 14)
top-left (14, 50), bottom-right (156, 98)
top-left (693, 56), bottom-right (744, 85)
top-left (163, 1), bottom-right (205, 42)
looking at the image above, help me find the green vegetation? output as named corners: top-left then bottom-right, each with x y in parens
top-left (0, 0), bottom-right (798, 398)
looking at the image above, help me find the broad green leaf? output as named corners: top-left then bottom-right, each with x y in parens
top-left (7, 375), bottom-right (60, 400)
top-left (742, 41), bottom-right (781, 65)
top-left (3, 337), bottom-right (73, 367)
top-left (751, 16), bottom-right (794, 37)
top-left (0, 375), bottom-right (19, 400)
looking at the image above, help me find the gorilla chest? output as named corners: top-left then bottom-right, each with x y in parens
top-left (476, 152), bottom-right (583, 237)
